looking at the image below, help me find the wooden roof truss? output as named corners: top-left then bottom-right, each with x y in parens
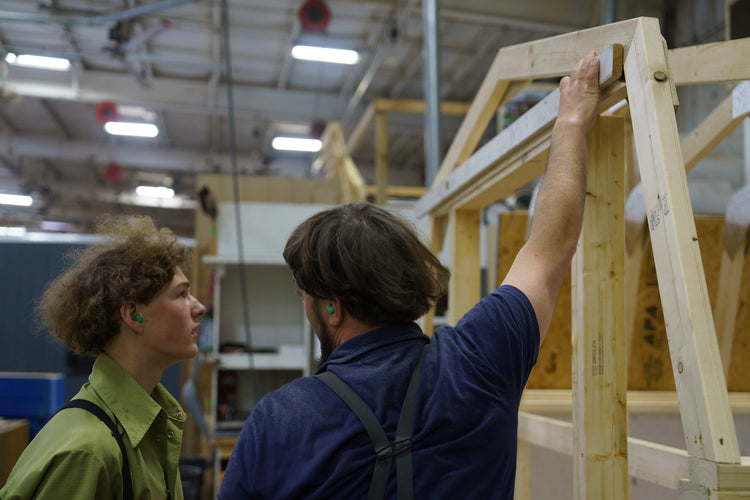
top-left (415, 17), bottom-right (750, 498)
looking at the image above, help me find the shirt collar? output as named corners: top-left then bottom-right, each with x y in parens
top-left (89, 354), bottom-right (186, 448)
top-left (316, 322), bottom-right (428, 374)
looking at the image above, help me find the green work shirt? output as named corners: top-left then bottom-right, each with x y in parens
top-left (0, 354), bottom-right (187, 499)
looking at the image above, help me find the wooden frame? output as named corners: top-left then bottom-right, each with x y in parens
top-left (312, 121), bottom-right (368, 203)
top-left (313, 118), bottom-right (431, 204)
top-left (346, 98), bottom-right (470, 204)
top-left (415, 17), bottom-right (750, 499)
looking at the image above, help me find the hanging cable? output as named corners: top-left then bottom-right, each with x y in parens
top-left (221, 0), bottom-right (259, 405)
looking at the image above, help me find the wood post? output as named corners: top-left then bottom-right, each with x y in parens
top-left (571, 115), bottom-right (629, 499)
top-left (447, 209), bottom-right (481, 324)
top-left (375, 111), bottom-right (388, 205)
top-left (625, 17), bottom-right (740, 464)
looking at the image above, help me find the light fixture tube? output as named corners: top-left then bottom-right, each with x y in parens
top-left (291, 45), bottom-right (359, 65)
top-left (272, 137), bottom-right (322, 152)
top-left (0, 193), bottom-right (33, 206)
top-left (104, 122), bottom-right (159, 138)
top-left (0, 226), bottom-right (27, 237)
top-left (5, 53), bottom-right (71, 71)
top-left (135, 186), bottom-right (174, 199)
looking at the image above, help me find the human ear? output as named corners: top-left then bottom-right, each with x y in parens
top-left (328, 297), bottom-right (343, 327)
top-left (120, 302), bottom-right (143, 331)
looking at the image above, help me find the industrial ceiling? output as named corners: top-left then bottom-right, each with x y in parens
top-left (0, 1), bottom-right (617, 236)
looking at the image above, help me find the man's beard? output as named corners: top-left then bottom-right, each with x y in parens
top-left (319, 325), bottom-right (335, 364)
top-left (313, 303), bottom-right (335, 364)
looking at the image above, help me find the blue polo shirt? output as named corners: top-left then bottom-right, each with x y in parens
top-left (219, 285), bottom-right (539, 499)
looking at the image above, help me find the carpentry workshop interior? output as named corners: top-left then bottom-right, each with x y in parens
top-left (0, 0), bottom-right (749, 498)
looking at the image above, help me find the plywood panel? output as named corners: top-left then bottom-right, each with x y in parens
top-left (497, 214), bottom-right (748, 392)
top-left (727, 246), bottom-right (750, 392)
top-left (628, 240), bottom-right (672, 390)
top-left (497, 211), bottom-right (572, 389)
top-left (625, 216), bottom-right (750, 393)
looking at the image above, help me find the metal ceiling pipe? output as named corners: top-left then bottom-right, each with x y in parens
top-left (0, 0), bottom-right (199, 25)
top-left (342, 0), bottom-right (420, 123)
top-left (422, 0), bottom-right (441, 187)
top-left (604, 0), bottom-right (616, 23)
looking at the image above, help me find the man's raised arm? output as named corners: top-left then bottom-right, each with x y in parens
top-left (501, 51), bottom-right (602, 342)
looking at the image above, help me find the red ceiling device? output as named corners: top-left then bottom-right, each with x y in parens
top-left (298, 0), bottom-right (331, 33)
top-left (94, 101), bottom-right (119, 125)
top-left (104, 163), bottom-right (123, 183)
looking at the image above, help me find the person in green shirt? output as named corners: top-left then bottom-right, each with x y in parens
top-left (1, 215), bottom-right (206, 500)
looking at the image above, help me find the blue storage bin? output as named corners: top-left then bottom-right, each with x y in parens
top-left (0, 372), bottom-right (65, 437)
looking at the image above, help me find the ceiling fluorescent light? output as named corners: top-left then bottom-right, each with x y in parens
top-left (136, 186), bottom-right (174, 199)
top-left (0, 226), bottom-right (27, 237)
top-left (272, 137), bottom-right (322, 152)
top-left (40, 220), bottom-right (79, 232)
top-left (104, 122), bottom-right (159, 138)
top-left (5, 53), bottom-right (71, 71)
top-left (0, 193), bottom-right (33, 206)
top-left (291, 45), bottom-right (359, 65)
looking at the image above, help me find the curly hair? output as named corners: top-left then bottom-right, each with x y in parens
top-left (283, 203), bottom-right (450, 325)
top-left (37, 215), bottom-right (191, 356)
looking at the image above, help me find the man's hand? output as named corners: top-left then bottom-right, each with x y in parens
top-left (558, 51), bottom-right (601, 133)
top-left (502, 50), bottom-right (602, 341)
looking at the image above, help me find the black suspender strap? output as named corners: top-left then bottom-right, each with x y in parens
top-left (59, 399), bottom-right (134, 500)
top-left (393, 344), bottom-right (427, 500)
top-left (315, 343), bottom-right (429, 500)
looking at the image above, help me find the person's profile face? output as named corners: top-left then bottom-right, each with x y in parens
top-left (138, 267), bottom-right (206, 364)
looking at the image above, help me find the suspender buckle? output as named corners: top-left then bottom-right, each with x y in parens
top-left (375, 438), bottom-right (412, 460)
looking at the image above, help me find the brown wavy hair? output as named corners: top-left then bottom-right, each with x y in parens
top-left (37, 215), bottom-right (190, 356)
top-left (283, 203), bottom-right (449, 324)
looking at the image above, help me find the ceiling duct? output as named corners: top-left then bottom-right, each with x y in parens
top-left (0, 0), bottom-right (199, 25)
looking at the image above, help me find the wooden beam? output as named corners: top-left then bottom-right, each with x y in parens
top-left (519, 390), bottom-right (750, 414)
top-left (346, 103), bottom-right (375, 155)
top-left (484, 218), bottom-right (500, 294)
top-left (669, 38), bottom-right (750, 85)
top-left (571, 115), bottom-right (629, 499)
top-left (678, 481), bottom-right (750, 499)
top-left (363, 185), bottom-right (427, 199)
top-left (516, 411), bottom-right (706, 491)
top-left (488, 21), bottom-right (633, 81)
top-left (451, 78), bottom-right (531, 175)
top-left (372, 99), bottom-right (471, 115)
top-left (447, 209), bottom-right (480, 324)
top-left (714, 185), bottom-right (750, 379)
top-left (682, 81), bottom-right (750, 171)
top-left (514, 440), bottom-right (530, 500)
top-left (340, 157), bottom-right (367, 203)
top-left (415, 76), bottom-right (627, 218)
top-left (517, 412), bottom-right (573, 456)
top-left (421, 215), bottom-right (448, 336)
top-left (690, 457), bottom-right (750, 492)
top-left (625, 16), bottom-right (740, 463)
top-left (312, 122), bottom-right (367, 203)
top-left (432, 75), bottom-right (518, 187)
top-left (375, 112), bottom-right (388, 206)
top-left (628, 437), bottom-right (690, 490)
top-left (431, 19), bottom-right (637, 188)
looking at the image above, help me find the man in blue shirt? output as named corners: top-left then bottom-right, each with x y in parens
top-left (220, 51), bottom-right (601, 499)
